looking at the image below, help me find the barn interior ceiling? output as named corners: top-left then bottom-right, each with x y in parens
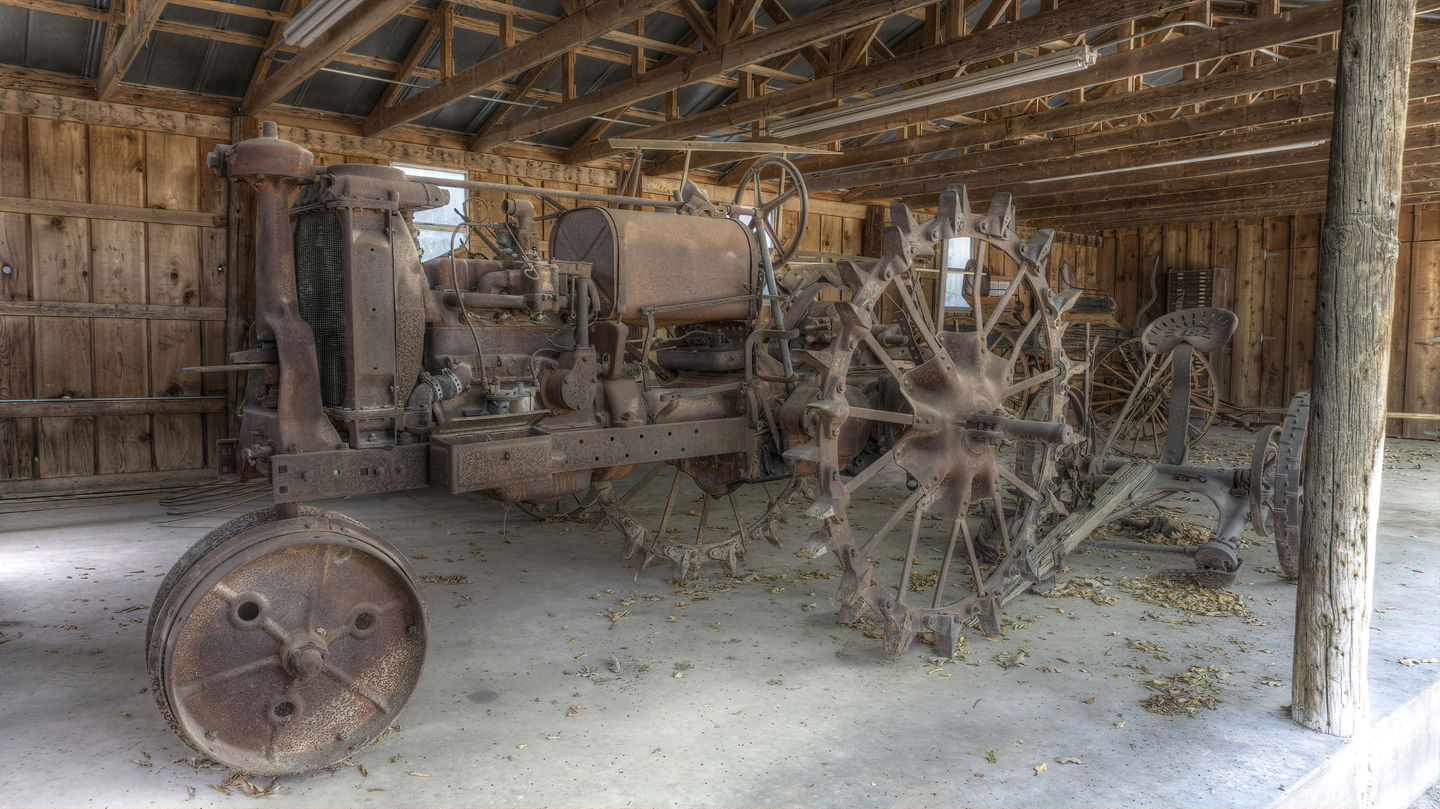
top-left (2, 0), bottom-right (1440, 229)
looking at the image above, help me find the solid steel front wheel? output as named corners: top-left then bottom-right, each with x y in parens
top-left (147, 506), bottom-right (428, 775)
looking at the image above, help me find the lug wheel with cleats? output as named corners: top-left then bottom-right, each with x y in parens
top-left (593, 462), bottom-right (807, 579)
top-left (147, 506), bottom-right (428, 775)
top-left (797, 188), bottom-right (1083, 657)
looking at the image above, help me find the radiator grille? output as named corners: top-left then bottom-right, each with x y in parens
top-left (294, 210), bottom-right (347, 408)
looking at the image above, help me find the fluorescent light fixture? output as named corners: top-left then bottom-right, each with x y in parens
top-left (768, 45), bottom-right (1097, 139)
top-left (282, 0), bottom-right (367, 48)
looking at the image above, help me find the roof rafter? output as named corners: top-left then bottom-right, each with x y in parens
top-left (242, 0), bottom-right (416, 114)
top-left (96, 0), bottom-right (165, 100)
top-left (470, 0), bottom-right (942, 152)
top-left (365, 0), bottom-right (672, 138)
top-left (569, 0), bottom-right (1191, 163)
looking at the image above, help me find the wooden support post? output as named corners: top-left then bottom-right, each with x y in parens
top-left (1291, 0), bottom-right (1416, 738)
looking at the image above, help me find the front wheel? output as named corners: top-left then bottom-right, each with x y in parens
top-left (147, 506), bottom-right (429, 775)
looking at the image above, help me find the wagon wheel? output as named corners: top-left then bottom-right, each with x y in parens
top-left (593, 461), bottom-right (809, 579)
top-left (1089, 337), bottom-right (1218, 458)
top-left (797, 188), bottom-right (1083, 657)
top-left (1270, 390), bottom-right (1310, 579)
top-left (147, 506), bottom-right (428, 775)
top-left (733, 155), bottom-right (808, 265)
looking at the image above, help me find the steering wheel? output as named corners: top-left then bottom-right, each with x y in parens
top-left (732, 155), bottom-right (808, 265)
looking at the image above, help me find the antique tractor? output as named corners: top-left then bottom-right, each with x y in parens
top-left (145, 123), bottom-right (1305, 776)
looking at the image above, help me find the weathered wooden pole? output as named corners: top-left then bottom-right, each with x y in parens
top-left (1292, 0), bottom-right (1416, 736)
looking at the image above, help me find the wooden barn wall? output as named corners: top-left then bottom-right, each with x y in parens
top-left (0, 115), bottom-right (229, 492)
top-left (1096, 209), bottom-right (1440, 439)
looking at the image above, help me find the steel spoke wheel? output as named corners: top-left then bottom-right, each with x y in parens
top-left (1090, 337), bottom-right (1218, 458)
top-left (147, 506), bottom-right (428, 775)
top-left (733, 155), bottom-right (808, 265)
top-left (798, 188), bottom-right (1082, 657)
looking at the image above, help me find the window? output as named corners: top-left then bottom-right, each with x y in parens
top-left (943, 236), bottom-right (975, 309)
top-left (393, 164), bottom-right (468, 260)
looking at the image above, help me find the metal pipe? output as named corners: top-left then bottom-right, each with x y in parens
top-left (574, 276), bottom-right (590, 348)
top-left (319, 171), bottom-right (764, 218)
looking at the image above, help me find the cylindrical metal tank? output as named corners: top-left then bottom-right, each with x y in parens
top-left (549, 207), bottom-right (758, 326)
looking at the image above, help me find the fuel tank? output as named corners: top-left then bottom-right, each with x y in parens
top-left (549, 207), bottom-right (758, 326)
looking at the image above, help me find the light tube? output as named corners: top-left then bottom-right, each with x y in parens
top-left (283, 0), bottom-right (368, 48)
top-left (768, 45), bottom-right (1096, 139)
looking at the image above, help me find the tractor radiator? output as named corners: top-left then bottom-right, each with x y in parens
top-left (294, 210), bottom-right (348, 408)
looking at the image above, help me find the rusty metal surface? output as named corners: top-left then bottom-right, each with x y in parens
top-left (429, 418), bottom-right (755, 494)
top-left (549, 206), bottom-right (758, 325)
top-left (270, 444), bottom-right (430, 503)
top-left (147, 507), bottom-right (427, 776)
top-left (1271, 390), bottom-right (1310, 579)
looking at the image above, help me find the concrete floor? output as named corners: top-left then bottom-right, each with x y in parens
top-left (1, 426), bottom-right (1437, 808)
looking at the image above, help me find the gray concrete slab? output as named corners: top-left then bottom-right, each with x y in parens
top-left (0, 426), bottom-right (1437, 808)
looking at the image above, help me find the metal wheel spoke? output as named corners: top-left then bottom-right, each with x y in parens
top-left (932, 516), bottom-right (964, 609)
top-left (1005, 312), bottom-right (1044, 376)
top-left (896, 504), bottom-right (924, 605)
top-left (1004, 366), bottom-right (1063, 398)
top-left (860, 486), bottom-right (926, 556)
top-left (322, 662), bottom-right (392, 713)
top-left (619, 462), bottom-right (666, 505)
top-left (844, 449), bottom-right (895, 494)
top-left (996, 466), bottom-right (1042, 503)
top-left (176, 655), bottom-right (282, 700)
top-left (859, 329), bottom-right (912, 384)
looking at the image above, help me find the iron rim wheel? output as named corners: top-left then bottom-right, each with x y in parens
top-left (147, 506), bottom-right (428, 775)
top-left (1090, 336), bottom-right (1219, 458)
top-left (1272, 390), bottom-right (1310, 579)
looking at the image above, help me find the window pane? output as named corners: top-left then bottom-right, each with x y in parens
top-left (415, 226), bottom-right (458, 261)
top-left (394, 164), bottom-right (467, 228)
top-left (944, 270), bottom-right (970, 309)
top-left (946, 236), bottom-right (973, 269)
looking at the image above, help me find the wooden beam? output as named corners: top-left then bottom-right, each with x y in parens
top-left (854, 95), bottom-right (1440, 202)
top-left (241, 0), bottom-right (416, 115)
top-left (95, 0), bottom-right (165, 100)
top-left (674, 0), bottom-right (721, 50)
top-left (0, 195), bottom-right (224, 227)
top-left (783, 0), bottom-right (1411, 148)
top-left (366, 0), bottom-right (671, 138)
top-left (0, 300), bottom-right (226, 321)
top-left (469, 0), bottom-right (940, 151)
top-left (820, 41), bottom-right (1440, 193)
top-left (0, 397), bottom-right (225, 419)
top-left (695, 0), bottom-right (1440, 171)
top-left (467, 57), bottom-right (563, 143)
top-left (1293, 0), bottom-right (1415, 738)
top-left (569, 0), bottom-right (1193, 163)
top-left (375, 1), bottom-right (454, 110)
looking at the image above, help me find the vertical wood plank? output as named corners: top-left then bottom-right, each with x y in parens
top-left (1260, 216), bottom-right (1291, 408)
top-left (1387, 206), bottom-right (1416, 436)
top-left (1210, 221), bottom-right (1235, 401)
top-left (1285, 213), bottom-right (1322, 397)
top-left (1115, 228), bottom-right (1141, 326)
top-left (28, 117), bottom-right (94, 478)
top-left (0, 114), bottom-right (34, 479)
top-left (89, 125), bottom-right (153, 475)
top-left (1405, 204), bottom-right (1440, 437)
top-left (1231, 219), bottom-right (1265, 406)
top-left (146, 132), bottom-right (204, 471)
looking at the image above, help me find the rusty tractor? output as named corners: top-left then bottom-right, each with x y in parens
top-left (146, 124), bottom-right (1306, 775)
